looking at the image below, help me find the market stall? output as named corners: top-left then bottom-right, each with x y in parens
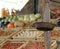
top-left (0, 0), bottom-right (60, 49)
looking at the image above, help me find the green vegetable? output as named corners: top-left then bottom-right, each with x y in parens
top-left (13, 16), bottom-right (18, 21)
top-left (52, 16), bottom-right (57, 19)
top-left (1, 20), bottom-right (4, 22)
top-left (24, 15), bottom-right (30, 21)
top-left (18, 16), bottom-right (24, 21)
top-left (8, 16), bottom-right (13, 22)
top-left (30, 14), bottom-right (36, 21)
top-left (35, 14), bottom-right (41, 18)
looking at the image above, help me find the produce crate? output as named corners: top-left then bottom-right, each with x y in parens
top-left (0, 39), bottom-right (57, 49)
top-left (36, 30), bottom-right (60, 41)
top-left (11, 27), bottom-right (60, 39)
top-left (17, 41), bottom-right (57, 49)
top-left (12, 29), bottom-right (43, 39)
top-left (0, 25), bottom-right (44, 39)
top-left (0, 27), bottom-right (22, 39)
top-left (0, 39), bottom-right (5, 44)
top-left (0, 39), bottom-right (26, 49)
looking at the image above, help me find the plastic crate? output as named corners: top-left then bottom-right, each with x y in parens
top-left (0, 39), bottom-right (57, 49)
